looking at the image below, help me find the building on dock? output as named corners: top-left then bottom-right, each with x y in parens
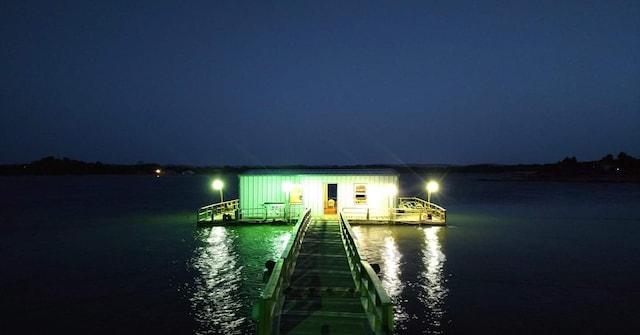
top-left (239, 168), bottom-right (399, 218)
top-left (197, 168), bottom-right (446, 225)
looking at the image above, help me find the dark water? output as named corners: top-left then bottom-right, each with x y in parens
top-left (1, 174), bottom-right (639, 334)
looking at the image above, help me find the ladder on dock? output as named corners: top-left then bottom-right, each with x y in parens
top-left (253, 211), bottom-right (393, 335)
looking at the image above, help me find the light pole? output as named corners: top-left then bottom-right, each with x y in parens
top-left (212, 179), bottom-right (224, 203)
top-left (426, 181), bottom-right (439, 205)
top-left (425, 181), bottom-right (439, 221)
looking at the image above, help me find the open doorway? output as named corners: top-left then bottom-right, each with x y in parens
top-left (324, 183), bottom-right (337, 214)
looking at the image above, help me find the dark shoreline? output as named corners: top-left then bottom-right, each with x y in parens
top-left (1, 154), bottom-right (639, 183)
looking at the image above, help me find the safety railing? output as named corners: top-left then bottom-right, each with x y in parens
top-left (197, 200), bottom-right (306, 224)
top-left (253, 208), bottom-right (312, 335)
top-left (341, 197), bottom-right (447, 224)
top-left (197, 199), bottom-right (239, 222)
top-left (398, 197), bottom-right (447, 222)
top-left (260, 203), bottom-right (306, 223)
top-left (359, 261), bottom-right (394, 334)
top-left (339, 212), bottom-right (394, 335)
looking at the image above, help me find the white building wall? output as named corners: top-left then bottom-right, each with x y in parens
top-left (239, 172), bottom-right (398, 217)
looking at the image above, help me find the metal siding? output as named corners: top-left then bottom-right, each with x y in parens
top-left (239, 172), bottom-right (398, 214)
top-left (304, 179), bottom-right (322, 216)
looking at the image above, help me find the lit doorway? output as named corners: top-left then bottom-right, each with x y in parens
top-left (324, 183), bottom-right (337, 215)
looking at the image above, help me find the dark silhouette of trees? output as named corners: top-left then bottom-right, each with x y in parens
top-left (6, 156), bottom-right (161, 175)
top-left (0, 153), bottom-right (638, 180)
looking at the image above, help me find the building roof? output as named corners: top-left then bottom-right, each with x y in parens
top-left (241, 168), bottom-right (399, 176)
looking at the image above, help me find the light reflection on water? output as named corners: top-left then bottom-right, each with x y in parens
top-left (189, 227), bottom-right (244, 334)
top-left (382, 236), bottom-right (403, 298)
top-left (419, 227), bottom-right (448, 333)
top-left (188, 226), bottom-right (293, 334)
top-left (353, 225), bottom-right (448, 334)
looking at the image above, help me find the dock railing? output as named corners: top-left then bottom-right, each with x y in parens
top-left (253, 208), bottom-right (312, 335)
top-left (398, 197), bottom-right (447, 222)
top-left (197, 199), bottom-right (240, 222)
top-left (197, 200), bottom-right (306, 224)
top-left (341, 197), bottom-right (446, 224)
top-left (340, 212), bottom-right (394, 335)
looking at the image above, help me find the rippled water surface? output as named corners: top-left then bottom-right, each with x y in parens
top-left (1, 174), bottom-right (639, 334)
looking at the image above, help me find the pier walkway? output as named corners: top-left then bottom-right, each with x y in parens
top-left (253, 211), bottom-right (393, 335)
top-left (279, 219), bottom-right (369, 334)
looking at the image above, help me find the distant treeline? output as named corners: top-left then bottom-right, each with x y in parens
top-left (458, 152), bottom-right (640, 182)
top-left (1, 153), bottom-right (639, 182)
top-left (0, 156), bottom-right (165, 175)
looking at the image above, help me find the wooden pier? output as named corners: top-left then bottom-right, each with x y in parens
top-left (279, 220), bottom-right (370, 334)
top-left (253, 211), bottom-right (393, 335)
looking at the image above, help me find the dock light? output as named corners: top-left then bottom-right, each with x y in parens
top-left (155, 169), bottom-right (161, 177)
top-left (212, 179), bottom-right (224, 203)
top-left (426, 181), bottom-right (439, 204)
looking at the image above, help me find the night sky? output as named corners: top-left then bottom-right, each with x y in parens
top-left (2, 1), bottom-right (638, 166)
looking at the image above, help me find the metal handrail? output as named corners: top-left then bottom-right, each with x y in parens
top-left (197, 199), bottom-right (240, 222)
top-left (253, 209), bottom-right (312, 335)
top-left (197, 200), bottom-right (307, 224)
top-left (342, 207), bottom-right (447, 225)
top-left (339, 212), bottom-right (394, 335)
top-left (342, 200), bottom-right (447, 224)
top-left (398, 196), bottom-right (447, 221)
top-left (360, 261), bottom-right (394, 334)
top-left (339, 212), bottom-right (362, 286)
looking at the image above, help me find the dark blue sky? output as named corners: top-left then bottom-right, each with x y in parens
top-left (2, 1), bottom-right (638, 166)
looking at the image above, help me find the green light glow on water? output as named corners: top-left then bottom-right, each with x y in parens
top-left (188, 225), bottom-right (293, 334)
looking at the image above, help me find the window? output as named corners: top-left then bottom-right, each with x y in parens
top-left (290, 185), bottom-right (303, 204)
top-left (354, 184), bottom-right (367, 204)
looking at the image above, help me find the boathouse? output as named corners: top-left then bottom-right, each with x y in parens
top-left (197, 168), bottom-right (446, 225)
top-left (238, 168), bottom-right (399, 218)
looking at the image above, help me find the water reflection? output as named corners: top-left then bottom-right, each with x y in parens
top-left (381, 235), bottom-right (403, 298)
top-left (188, 226), bottom-right (293, 334)
top-left (352, 226), bottom-right (409, 328)
top-left (419, 227), bottom-right (448, 333)
top-left (189, 227), bottom-right (244, 334)
top-left (352, 225), bottom-right (448, 334)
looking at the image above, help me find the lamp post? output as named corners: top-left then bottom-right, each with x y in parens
top-left (212, 179), bottom-right (224, 203)
top-left (425, 181), bottom-right (439, 221)
top-left (426, 181), bottom-right (439, 205)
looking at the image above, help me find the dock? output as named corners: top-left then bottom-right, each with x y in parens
top-left (253, 211), bottom-right (394, 335)
top-left (197, 197), bottom-right (446, 226)
top-left (279, 219), bottom-right (370, 334)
